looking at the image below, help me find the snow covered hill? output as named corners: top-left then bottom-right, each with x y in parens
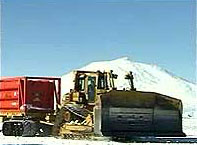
top-left (61, 57), bottom-right (197, 118)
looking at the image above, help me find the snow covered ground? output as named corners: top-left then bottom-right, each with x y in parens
top-left (183, 117), bottom-right (197, 136)
top-left (0, 117), bottom-right (197, 144)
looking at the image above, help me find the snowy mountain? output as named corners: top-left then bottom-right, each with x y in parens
top-left (61, 57), bottom-right (197, 118)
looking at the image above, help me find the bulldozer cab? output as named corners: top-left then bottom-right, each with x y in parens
top-left (72, 70), bottom-right (117, 105)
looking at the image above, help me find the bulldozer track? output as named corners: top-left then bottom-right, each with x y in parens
top-left (61, 133), bottom-right (93, 140)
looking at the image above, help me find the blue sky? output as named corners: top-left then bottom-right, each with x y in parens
top-left (1, 0), bottom-right (196, 83)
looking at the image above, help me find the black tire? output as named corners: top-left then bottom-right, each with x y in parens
top-left (2, 122), bottom-right (12, 136)
top-left (3, 121), bottom-right (24, 136)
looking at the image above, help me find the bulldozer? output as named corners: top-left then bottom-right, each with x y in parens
top-left (53, 70), bottom-right (185, 138)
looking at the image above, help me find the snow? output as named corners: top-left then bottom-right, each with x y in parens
top-left (183, 117), bottom-right (197, 136)
top-left (0, 118), bottom-right (197, 144)
top-left (1, 117), bottom-right (197, 144)
top-left (61, 57), bottom-right (197, 118)
top-left (0, 133), bottom-right (112, 145)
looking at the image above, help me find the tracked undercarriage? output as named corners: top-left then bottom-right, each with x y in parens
top-left (52, 103), bottom-right (94, 139)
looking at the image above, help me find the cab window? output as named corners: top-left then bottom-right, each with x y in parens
top-left (88, 76), bottom-right (96, 103)
top-left (78, 76), bottom-right (85, 91)
top-left (98, 75), bottom-right (105, 89)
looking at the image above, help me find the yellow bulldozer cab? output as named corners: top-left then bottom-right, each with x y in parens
top-left (67, 70), bottom-right (117, 105)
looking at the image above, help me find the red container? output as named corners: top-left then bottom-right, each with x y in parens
top-left (0, 77), bottom-right (61, 116)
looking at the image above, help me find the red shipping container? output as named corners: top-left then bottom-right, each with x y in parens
top-left (0, 77), bottom-right (61, 117)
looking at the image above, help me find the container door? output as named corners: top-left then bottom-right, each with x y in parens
top-left (0, 79), bottom-right (20, 113)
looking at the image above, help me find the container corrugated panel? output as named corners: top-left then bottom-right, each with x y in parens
top-left (0, 78), bottom-right (20, 113)
top-left (0, 77), bottom-right (60, 116)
